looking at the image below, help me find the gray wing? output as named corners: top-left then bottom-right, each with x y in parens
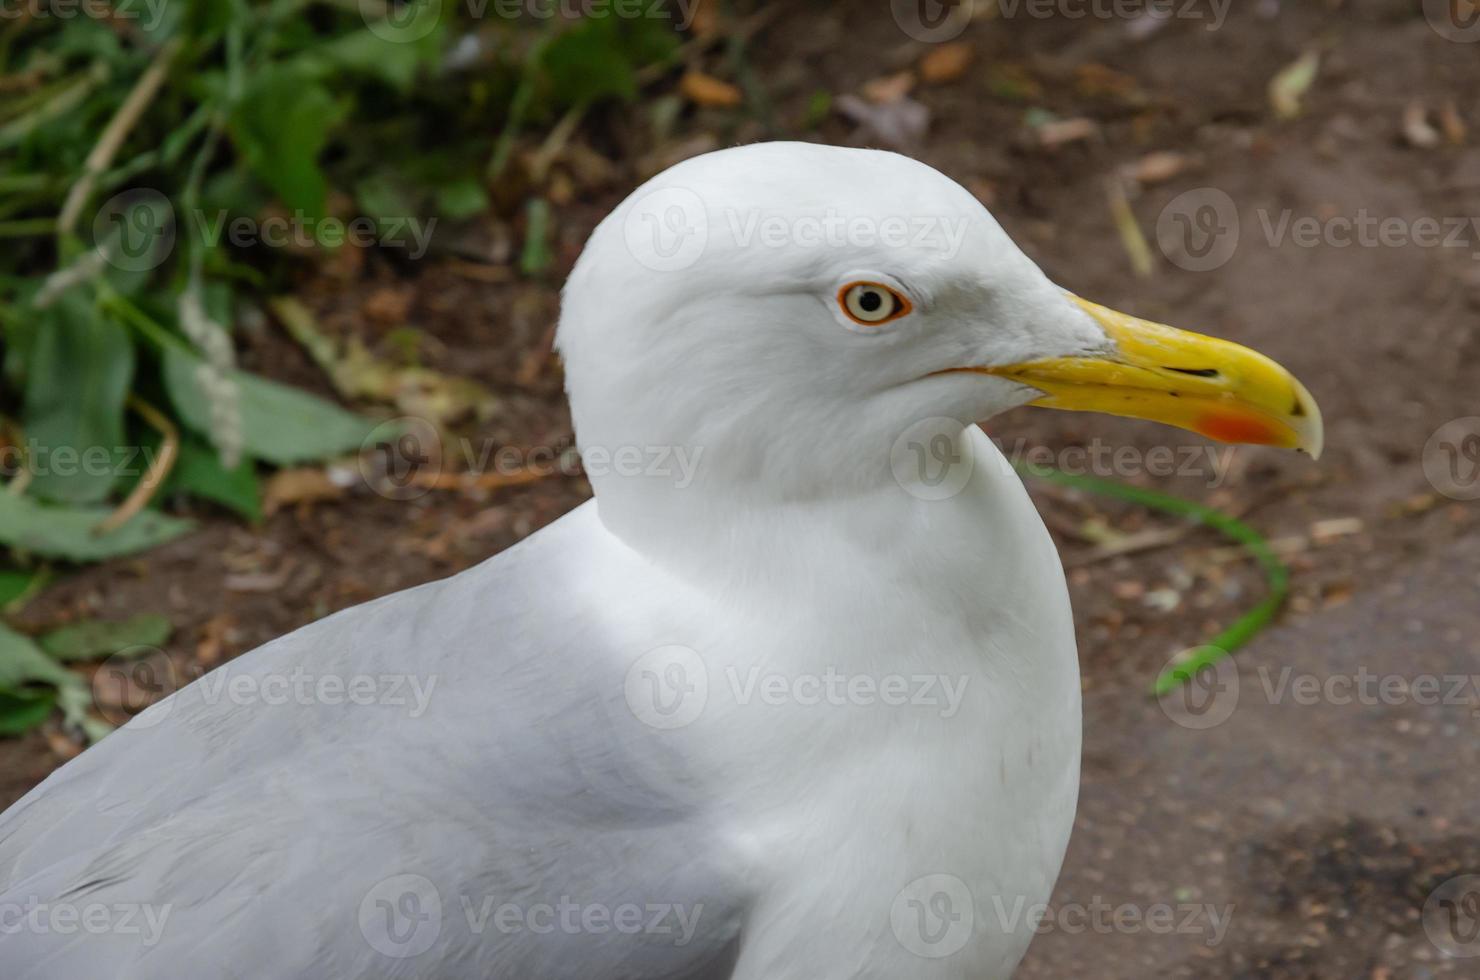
top-left (0, 502), bottom-right (747, 979)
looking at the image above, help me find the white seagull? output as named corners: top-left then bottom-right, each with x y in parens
top-left (0, 143), bottom-right (1320, 979)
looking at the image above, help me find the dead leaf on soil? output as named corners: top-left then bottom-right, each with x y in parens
top-left (861, 71), bottom-right (915, 105)
top-left (263, 468), bottom-right (343, 516)
top-left (362, 286), bottom-right (414, 326)
top-left (271, 296), bottom-right (497, 427)
top-left (1034, 117), bottom-right (1100, 149)
top-left (1440, 100), bottom-right (1467, 145)
top-left (1268, 50), bottom-right (1320, 121)
top-left (1120, 150), bottom-right (1196, 185)
top-left (1402, 101), bottom-right (1441, 149)
top-left (195, 613), bottom-right (236, 667)
top-left (1074, 63), bottom-right (1143, 103)
top-left (836, 93), bottom-right (930, 152)
top-left (680, 70), bottom-right (743, 108)
top-left (919, 43), bottom-right (973, 85)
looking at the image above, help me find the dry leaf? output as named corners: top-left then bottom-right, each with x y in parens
top-left (46, 731), bottom-right (84, 761)
top-left (1074, 63), bottom-right (1142, 102)
top-left (836, 93), bottom-right (930, 151)
top-left (362, 287), bottom-right (413, 327)
top-left (1310, 516), bottom-right (1364, 543)
top-left (919, 43), bottom-right (973, 84)
top-left (1440, 100), bottom-right (1467, 145)
top-left (263, 468), bottom-right (343, 516)
top-left (1121, 150), bottom-right (1194, 185)
top-left (688, 0), bottom-right (720, 37)
top-left (862, 71), bottom-right (916, 105)
top-left (680, 70), bottom-right (743, 108)
top-left (194, 613), bottom-right (235, 667)
top-left (1036, 117), bottom-right (1100, 149)
top-left (1268, 50), bottom-right (1320, 121)
top-left (1403, 102), bottom-right (1441, 149)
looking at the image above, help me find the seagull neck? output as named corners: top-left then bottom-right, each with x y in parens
top-left (589, 432), bottom-right (1029, 601)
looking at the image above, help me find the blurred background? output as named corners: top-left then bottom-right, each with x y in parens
top-left (2, 0), bottom-right (1480, 976)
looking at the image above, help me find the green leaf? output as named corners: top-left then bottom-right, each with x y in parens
top-left (22, 292), bottom-right (136, 504)
top-left (167, 436), bottom-right (262, 522)
top-left (0, 623), bottom-right (104, 741)
top-left (228, 66), bottom-right (345, 219)
top-left (435, 178), bottom-right (489, 221)
top-left (310, 24), bottom-right (444, 92)
top-left (0, 570), bottom-right (42, 609)
top-left (0, 492), bottom-right (194, 562)
top-left (540, 20), bottom-right (640, 108)
top-left (40, 613), bottom-right (173, 662)
top-left (0, 686), bottom-right (56, 737)
top-left (519, 197), bottom-right (553, 276)
top-left (355, 173), bottom-right (420, 226)
top-left (163, 347), bottom-right (380, 466)
top-left (0, 622), bottom-right (74, 690)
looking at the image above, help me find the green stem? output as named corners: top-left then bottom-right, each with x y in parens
top-left (1015, 463), bottom-right (1290, 697)
top-left (0, 218), bottom-right (56, 238)
top-left (96, 288), bottom-right (187, 353)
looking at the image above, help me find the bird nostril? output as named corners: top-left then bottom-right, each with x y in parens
top-left (1291, 396), bottom-right (1307, 418)
top-left (1164, 367), bottom-right (1220, 378)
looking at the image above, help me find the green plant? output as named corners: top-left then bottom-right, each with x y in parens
top-left (0, 0), bottom-right (686, 736)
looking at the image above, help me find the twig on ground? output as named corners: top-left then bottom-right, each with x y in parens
top-left (93, 396), bottom-right (180, 536)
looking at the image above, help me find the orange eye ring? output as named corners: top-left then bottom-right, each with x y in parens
top-left (837, 281), bottom-right (913, 327)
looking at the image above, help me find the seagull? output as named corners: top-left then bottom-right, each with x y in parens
top-left (0, 142), bottom-right (1320, 979)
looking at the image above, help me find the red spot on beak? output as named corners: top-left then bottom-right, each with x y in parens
top-left (1196, 410), bottom-right (1282, 446)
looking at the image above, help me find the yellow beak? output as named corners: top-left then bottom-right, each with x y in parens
top-left (982, 296), bottom-right (1323, 458)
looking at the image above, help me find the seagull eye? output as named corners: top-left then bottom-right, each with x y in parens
top-left (838, 281), bottom-right (912, 327)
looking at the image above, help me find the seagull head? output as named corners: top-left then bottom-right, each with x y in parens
top-left (558, 143), bottom-right (1320, 544)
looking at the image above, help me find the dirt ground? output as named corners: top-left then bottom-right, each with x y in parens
top-left (5, 2), bottom-right (1480, 976)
